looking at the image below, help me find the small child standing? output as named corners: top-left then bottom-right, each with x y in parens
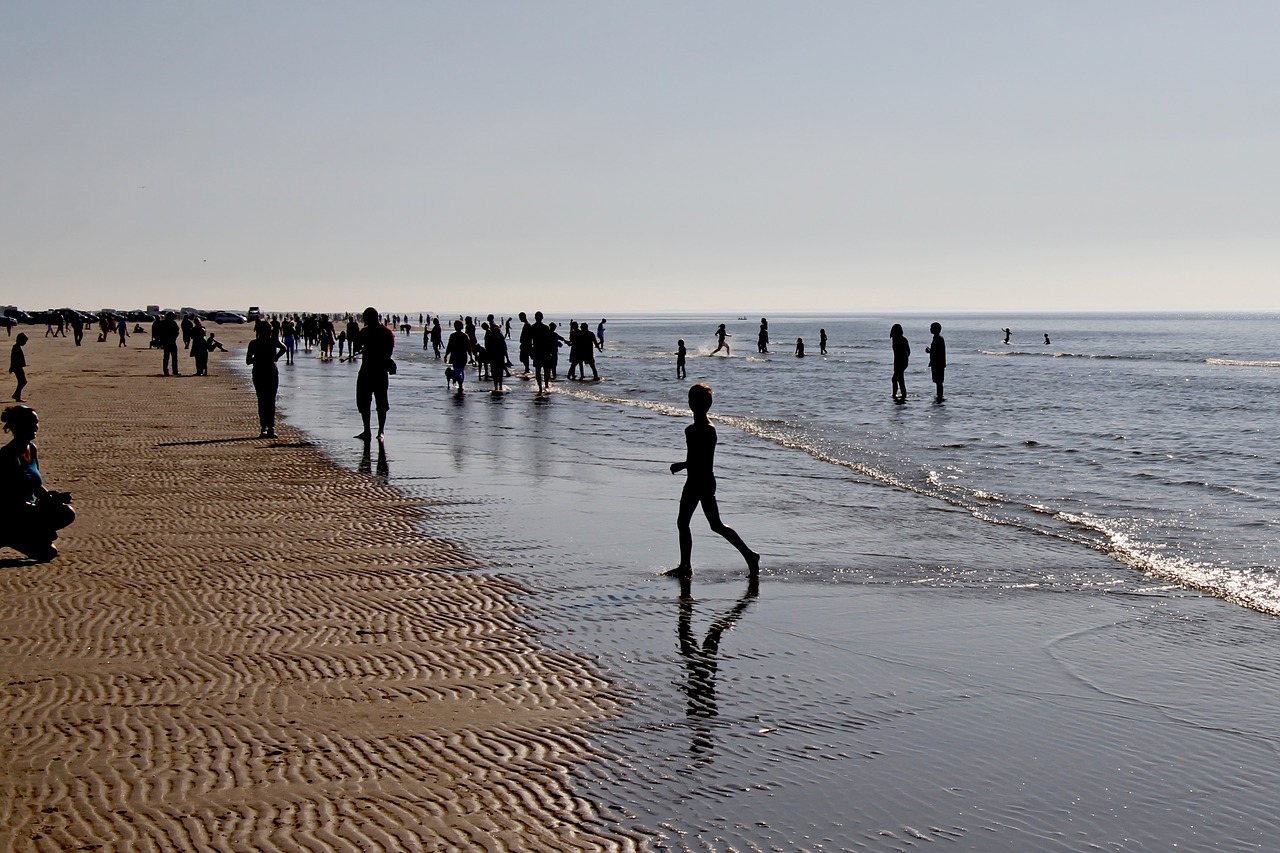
top-left (676, 339), bottom-right (687, 380)
top-left (926, 321), bottom-right (946, 402)
top-left (665, 383), bottom-right (760, 578)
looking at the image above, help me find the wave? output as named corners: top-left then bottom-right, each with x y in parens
top-left (552, 382), bottom-right (1280, 617)
top-left (978, 350), bottom-right (1138, 360)
top-left (1205, 358), bottom-right (1280, 368)
top-left (1056, 512), bottom-right (1280, 617)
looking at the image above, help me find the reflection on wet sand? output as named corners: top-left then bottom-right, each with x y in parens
top-left (676, 575), bottom-right (759, 763)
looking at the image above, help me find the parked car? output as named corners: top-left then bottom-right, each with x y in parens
top-left (205, 311), bottom-right (247, 324)
top-left (3, 308), bottom-right (31, 324)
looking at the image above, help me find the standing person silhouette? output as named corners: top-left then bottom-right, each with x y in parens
top-left (890, 323), bottom-right (910, 402)
top-left (665, 384), bottom-right (760, 578)
top-left (926, 321), bottom-right (946, 402)
top-left (795, 338), bottom-right (805, 357)
top-left (1003, 327), bottom-right (1011, 345)
top-left (156, 312), bottom-right (181, 376)
top-left (355, 307), bottom-right (395, 441)
top-left (676, 340), bottom-right (687, 379)
top-left (10, 333), bottom-right (28, 401)
top-left (246, 322), bottom-right (287, 438)
top-left (710, 323), bottom-right (731, 356)
top-left (597, 318), bottom-right (607, 349)
top-left (819, 328), bottom-right (827, 355)
top-left (444, 319), bottom-right (471, 395)
top-left (757, 319), bottom-right (769, 353)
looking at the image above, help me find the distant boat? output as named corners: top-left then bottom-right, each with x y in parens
top-left (737, 316), bottom-right (748, 320)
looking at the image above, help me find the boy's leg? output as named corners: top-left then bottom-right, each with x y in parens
top-left (701, 495), bottom-right (760, 572)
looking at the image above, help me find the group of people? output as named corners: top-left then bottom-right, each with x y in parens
top-left (693, 320), bottom-right (949, 402)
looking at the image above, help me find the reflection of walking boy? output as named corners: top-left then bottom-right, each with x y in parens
top-left (926, 321), bottom-right (946, 402)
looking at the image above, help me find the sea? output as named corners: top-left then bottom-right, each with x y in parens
top-left (262, 312), bottom-right (1280, 852)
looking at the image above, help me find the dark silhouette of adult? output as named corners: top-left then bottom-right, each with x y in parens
top-left (355, 307), bottom-right (395, 440)
top-left (518, 311), bottom-right (533, 373)
top-left (675, 574), bottom-right (759, 758)
top-left (444, 319), bottom-right (471, 395)
top-left (890, 323), bottom-right (910, 401)
top-left (10, 333), bottom-right (28, 401)
top-left (70, 314), bottom-right (84, 346)
top-left (156, 312), bottom-right (182, 375)
top-left (246, 322), bottom-right (286, 438)
top-left (530, 311), bottom-right (553, 394)
top-left (666, 383), bottom-right (760, 578)
top-left (819, 328), bottom-right (827, 355)
top-left (757, 319), bottom-right (769, 353)
top-left (0, 405), bottom-right (75, 561)
top-left (926, 321), bottom-right (946, 402)
top-left (484, 317), bottom-right (508, 392)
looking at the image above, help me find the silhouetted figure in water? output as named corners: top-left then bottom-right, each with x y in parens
top-left (1003, 327), bottom-right (1011, 345)
top-left (597, 318), bottom-right (607, 349)
top-left (430, 317), bottom-right (443, 359)
top-left (0, 405), bottom-right (76, 561)
top-left (757, 319), bottom-right (769, 354)
top-left (927, 321), bottom-right (946, 402)
top-left (484, 319), bottom-right (508, 392)
top-left (676, 340), bottom-right (687, 380)
top-left (819, 328), bottom-right (827, 355)
top-left (246, 322), bottom-right (286, 438)
top-left (10, 334), bottom-right (28, 401)
top-left (518, 311), bottom-right (533, 374)
top-left (1044, 333), bottom-right (1051, 346)
top-left (531, 311), bottom-right (554, 394)
top-left (355, 307), bottom-right (395, 441)
top-left (665, 383), bottom-right (760, 578)
top-left (444, 319), bottom-right (470, 395)
top-left (675, 573), bottom-right (759, 759)
top-left (890, 323), bottom-right (910, 401)
top-left (711, 324), bottom-right (730, 356)
top-left (795, 338), bottom-right (805, 357)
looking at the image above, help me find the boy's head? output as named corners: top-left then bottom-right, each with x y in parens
top-left (677, 339), bottom-right (684, 346)
top-left (688, 383), bottom-right (712, 415)
top-left (930, 322), bottom-right (942, 334)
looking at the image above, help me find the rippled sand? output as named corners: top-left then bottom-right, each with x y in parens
top-left (0, 329), bottom-right (636, 852)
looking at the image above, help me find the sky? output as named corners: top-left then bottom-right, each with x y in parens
top-left (2, 2), bottom-right (1278, 314)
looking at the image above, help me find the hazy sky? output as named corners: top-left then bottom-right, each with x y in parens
top-left (3, 2), bottom-right (1278, 314)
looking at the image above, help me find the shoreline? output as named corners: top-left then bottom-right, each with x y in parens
top-left (0, 328), bottom-right (634, 851)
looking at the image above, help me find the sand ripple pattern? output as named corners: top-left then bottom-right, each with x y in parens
top-left (0, 335), bottom-right (635, 852)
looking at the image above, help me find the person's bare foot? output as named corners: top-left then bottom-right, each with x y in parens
top-left (663, 565), bottom-right (692, 578)
top-left (354, 431), bottom-right (372, 441)
top-left (746, 552), bottom-right (761, 576)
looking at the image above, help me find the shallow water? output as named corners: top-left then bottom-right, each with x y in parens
top-left (263, 312), bottom-right (1280, 850)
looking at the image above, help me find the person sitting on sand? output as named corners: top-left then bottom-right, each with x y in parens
top-left (0, 405), bottom-right (75, 561)
top-left (665, 383), bottom-right (760, 579)
top-left (711, 324), bottom-right (731, 356)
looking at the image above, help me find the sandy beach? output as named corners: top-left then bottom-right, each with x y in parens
top-left (0, 329), bottom-right (633, 852)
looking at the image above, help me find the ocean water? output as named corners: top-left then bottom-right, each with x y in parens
top-left (263, 312), bottom-right (1280, 851)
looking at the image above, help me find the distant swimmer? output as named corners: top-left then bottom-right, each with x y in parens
top-left (676, 339), bottom-right (687, 380)
top-left (1044, 333), bottom-right (1051, 346)
top-left (665, 383), bottom-right (760, 579)
top-left (890, 323), bottom-right (909, 402)
top-left (1003, 328), bottom-right (1011, 345)
top-left (757, 319), bottom-right (769, 354)
top-left (711, 324), bottom-right (731, 356)
top-left (819, 328), bottom-right (827, 355)
top-left (795, 338), bottom-right (805, 358)
top-left (926, 321), bottom-right (946, 402)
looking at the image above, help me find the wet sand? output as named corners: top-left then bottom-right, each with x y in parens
top-left (0, 329), bottom-right (634, 851)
